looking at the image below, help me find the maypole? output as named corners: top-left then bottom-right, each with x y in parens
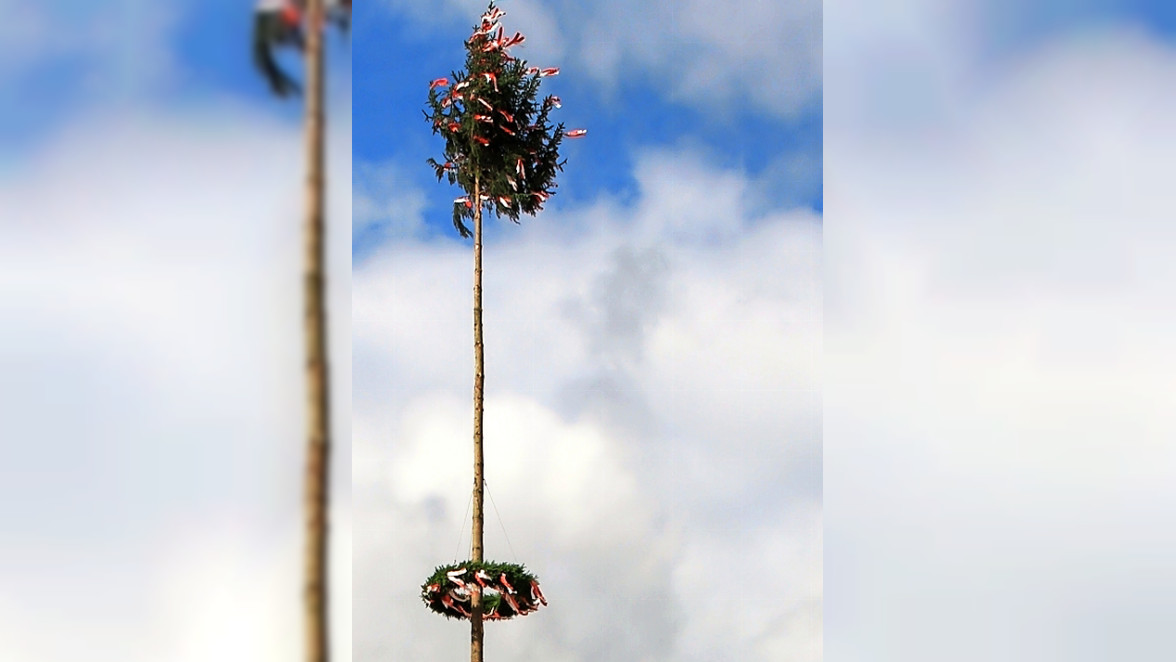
top-left (419, 4), bottom-right (585, 660)
top-left (471, 167), bottom-right (486, 659)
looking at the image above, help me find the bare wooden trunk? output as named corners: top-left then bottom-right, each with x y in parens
top-left (471, 174), bottom-right (486, 662)
top-left (302, 1), bottom-right (331, 661)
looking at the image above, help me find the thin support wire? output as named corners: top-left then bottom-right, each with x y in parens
top-left (454, 491), bottom-right (473, 562)
top-left (484, 479), bottom-right (518, 562)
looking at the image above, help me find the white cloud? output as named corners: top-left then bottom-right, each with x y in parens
top-left (353, 149), bottom-right (821, 659)
top-left (577, 0), bottom-right (822, 118)
top-left (387, 0), bottom-right (821, 118)
top-left (826, 13), bottom-right (1176, 660)
top-left (353, 161), bottom-right (428, 241)
top-left (0, 98), bottom-right (353, 660)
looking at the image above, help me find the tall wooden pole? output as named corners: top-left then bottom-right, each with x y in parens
top-left (471, 174), bottom-right (486, 662)
top-left (302, 0), bottom-right (331, 661)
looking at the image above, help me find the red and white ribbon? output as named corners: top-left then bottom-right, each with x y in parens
top-left (441, 593), bottom-right (471, 618)
top-left (529, 580), bottom-right (547, 606)
top-left (501, 589), bottom-right (523, 615)
top-left (501, 31), bottom-right (525, 49)
top-left (498, 573), bottom-right (516, 594)
top-left (483, 7), bottom-right (506, 23)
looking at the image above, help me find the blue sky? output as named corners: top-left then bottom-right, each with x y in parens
top-left (351, 0), bottom-right (823, 257)
top-left (978, 0), bottom-right (1176, 58)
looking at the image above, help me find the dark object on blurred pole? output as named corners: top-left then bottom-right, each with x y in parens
top-left (253, 0), bottom-right (352, 97)
top-left (253, 0), bottom-right (305, 97)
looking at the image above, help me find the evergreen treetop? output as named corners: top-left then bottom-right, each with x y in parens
top-left (424, 2), bottom-right (585, 238)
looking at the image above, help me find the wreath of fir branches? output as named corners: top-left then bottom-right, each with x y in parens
top-left (421, 561), bottom-right (547, 621)
top-left (423, 1), bottom-right (571, 238)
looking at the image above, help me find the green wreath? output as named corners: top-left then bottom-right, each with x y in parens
top-left (421, 560), bottom-right (547, 621)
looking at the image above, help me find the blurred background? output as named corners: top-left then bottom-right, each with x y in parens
top-left (0, 1), bottom-right (351, 659)
top-left (827, 0), bottom-right (1176, 659)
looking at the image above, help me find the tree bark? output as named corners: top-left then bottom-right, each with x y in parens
top-left (470, 173), bottom-right (485, 662)
top-left (302, 1), bottom-right (331, 661)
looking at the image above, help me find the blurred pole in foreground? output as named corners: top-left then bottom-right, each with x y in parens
top-left (302, 0), bottom-right (330, 660)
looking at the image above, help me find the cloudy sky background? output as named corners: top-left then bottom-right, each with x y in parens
top-left (1, 1), bottom-right (352, 660)
top-left (352, 0), bottom-right (821, 659)
top-left (827, 0), bottom-right (1176, 659)
top-left (5, 0), bottom-right (1176, 660)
